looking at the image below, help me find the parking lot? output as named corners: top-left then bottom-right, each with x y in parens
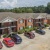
top-left (0, 28), bottom-right (50, 50)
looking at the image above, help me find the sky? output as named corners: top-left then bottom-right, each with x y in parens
top-left (0, 0), bottom-right (50, 9)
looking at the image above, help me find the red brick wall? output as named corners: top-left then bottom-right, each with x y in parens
top-left (2, 28), bottom-right (9, 34)
top-left (47, 19), bottom-right (50, 24)
top-left (17, 18), bottom-right (25, 31)
top-left (25, 18), bottom-right (33, 27)
top-left (3, 22), bottom-right (10, 27)
top-left (33, 18), bottom-right (45, 27)
top-left (2, 21), bottom-right (17, 34)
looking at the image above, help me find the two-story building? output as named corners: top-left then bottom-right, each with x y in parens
top-left (0, 12), bottom-right (49, 35)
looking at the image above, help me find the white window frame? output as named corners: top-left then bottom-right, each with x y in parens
top-left (19, 19), bottom-right (24, 23)
top-left (19, 27), bottom-right (23, 30)
top-left (28, 19), bottom-right (32, 22)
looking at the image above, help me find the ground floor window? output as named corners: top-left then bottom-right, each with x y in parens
top-left (19, 27), bottom-right (24, 30)
top-left (29, 25), bottom-right (32, 28)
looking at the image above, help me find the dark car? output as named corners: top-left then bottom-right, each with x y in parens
top-left (36, 29), bottom-right (45, 35)
top-left (10, 34), bottom-right (22, 44)
top-left (0, 41), bottom-right (3, 49)
top-left (24, 32), bottom-right (35, 39)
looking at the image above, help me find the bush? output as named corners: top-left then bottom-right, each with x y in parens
top-left (18, 29), bottom-right (25, 34)
top-left (3, 34), bottom-right (8, 38)
top-left (33, 27), bottom-right (37, 30)
top-left (29, 28), bottom-right (34, 31)
top-left (25, 29), bottom-right (30, 32)
top-left (44, 24), bottom-right (49, 27)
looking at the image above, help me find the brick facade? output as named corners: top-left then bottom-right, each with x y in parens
top-left (17, 18), bottom-right (25, 31)
top-left (25, 18), bottom-right (33, 28)
top-left (47, 19), bottom-right (50, 24)
top-left (0, 17), bottom-right (50, 34)
top-left (33, 18), bottom-right (45, 27)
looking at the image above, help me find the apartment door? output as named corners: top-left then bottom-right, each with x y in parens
top-left (0, 29), bottom-right (2, 34)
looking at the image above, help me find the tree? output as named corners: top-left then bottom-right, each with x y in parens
top-left (46, 2), bottom-right (50, 13)
top-left (26, 8), bottom-right (33, 13)
top-left (37, 5), bottom-right (46, 13)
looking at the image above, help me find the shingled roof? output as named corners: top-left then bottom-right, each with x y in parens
top-left (0, 12), bottom-right (49, 23)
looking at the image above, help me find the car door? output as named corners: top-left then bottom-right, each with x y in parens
top-left (4, 40), bottom-right (8, 45)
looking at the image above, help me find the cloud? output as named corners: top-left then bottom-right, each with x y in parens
top-left (17, 0), bottom-right (50, 7)
top-left (0, 0), bottom-right (17, 9)
top-left (0, 0), bottom-right (50, 9)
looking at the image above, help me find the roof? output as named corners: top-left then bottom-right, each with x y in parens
top-left (12, 34), bottom-right (21, 39)
top-left (46, 14), bottom-right (50, 19)
top-left (0, 12), bottom-right (48, 23)
top-left (4, 38), bottom-right (11, 41)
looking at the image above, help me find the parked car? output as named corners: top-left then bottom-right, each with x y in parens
top-left (3, 38), bottom-right (14, 47)
top-left (9, 34), bottom-right (22, 44)
top-left (0, 41), bottom-right (3, 49)
top-left (24, 32), bottom-right (35, 39)
top-left (36, 29), bottom-right (45, 35)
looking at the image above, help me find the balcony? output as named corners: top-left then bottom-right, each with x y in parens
top-left (0, 22), bottom-right (17, 30)
top-left (0, 25), bottom-right (16, 29)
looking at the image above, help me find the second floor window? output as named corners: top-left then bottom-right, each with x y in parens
top-left (19, 27), bottom-right (23, 30)
top-left (28, 19), bottom-right (32, 22)
top-left (19, 19), bottom-right (24, 23)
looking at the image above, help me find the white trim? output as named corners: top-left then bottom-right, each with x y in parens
top-left (36, 15), bottom-right (44, 19)
top-left (1, 16), bottom-right (17, 23)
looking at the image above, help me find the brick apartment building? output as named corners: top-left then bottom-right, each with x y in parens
top-left (0, 12), bottom-right (49, 34)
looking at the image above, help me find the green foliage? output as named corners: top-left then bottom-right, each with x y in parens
top-left (3, 34), bottom-right (8, 38)
top-left (0, 2), bottom-right (50, 13)
top-left (46, 2), bottom-right (50, 13)
top-left (24, 26), bottom-right (34, 32)
top-left (18, 29), bottom-right (25, 34)
top-left (18, 26), bottom-right (34, 34)
top-left (44, 24), bottom-right (49, 27)
top-left (33, 27), bottom-right (37, 30)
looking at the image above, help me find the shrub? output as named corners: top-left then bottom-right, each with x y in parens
top-left (25, 29), bottom-right (30, 32)
top-left (29, 28), bottom-right (33, 31)
top-left (33, 27), bottom-right (37, 30)
top-left (44, 24), bottom-right (49, 27)
top-left (3, 34), bottom-right (8, 38)
top-left (18, 29), bottom-right (25, 34)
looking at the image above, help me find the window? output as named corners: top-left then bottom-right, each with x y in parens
top-left (1, 23), bottom-right (4, 27)
top-left (11, 22), bottom-right (14, 25)
top-left (29, 26), bottom-right (32, 28)
top-left (0, 23), bottom-right (2, 27)
top-left (19, 19), bottom-right (24, 23)
top-left (28, 19), bottom-right (32, 22)
top-left (19, 27), bottom-right (23, 30)
top-left (39, 19), bottom-right (41, 21)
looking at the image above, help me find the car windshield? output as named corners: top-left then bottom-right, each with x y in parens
top-left (30, 32), bottom-right (34, 35)
top-left (8, 40), bottom-right (13, 43)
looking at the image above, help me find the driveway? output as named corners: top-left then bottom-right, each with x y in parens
top-left (0, 28), bottom-right (50, 50)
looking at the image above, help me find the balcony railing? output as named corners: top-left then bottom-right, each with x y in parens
top-left (0, 25), bottom-right (16, 29)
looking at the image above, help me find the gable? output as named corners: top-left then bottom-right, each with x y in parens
top-left (1, 17), bottom-right (17, 23)
top-left (36, 15), bottom-right (44, 19)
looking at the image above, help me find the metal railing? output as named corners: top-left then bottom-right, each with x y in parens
top-left (0, 25), bottom-right (16, 29)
